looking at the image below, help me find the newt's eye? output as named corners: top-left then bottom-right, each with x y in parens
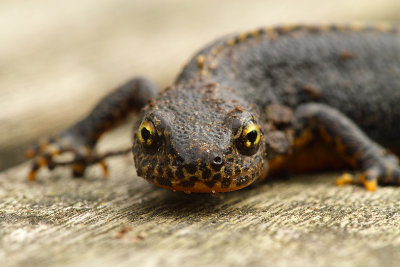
top-left (236, 121), bottom-right (261, 155)
top-left (242, 122), bottom-right (261, 148)
top-left (138, 120), bottom-right (157, 147)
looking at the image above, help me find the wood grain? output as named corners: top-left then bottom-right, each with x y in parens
top-left (2, 154), bottom-right (400, 267)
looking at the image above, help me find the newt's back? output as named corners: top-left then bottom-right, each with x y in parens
top-left (177, 25), bottom-right (400, 147)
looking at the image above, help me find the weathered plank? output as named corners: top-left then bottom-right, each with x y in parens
top-left (2, 148), bottom-right (400, 267)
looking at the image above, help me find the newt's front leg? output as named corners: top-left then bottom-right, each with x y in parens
top-left (292, 103), bottom-right (400, 191)
top-left (26, 77), bottom-right (158, 180)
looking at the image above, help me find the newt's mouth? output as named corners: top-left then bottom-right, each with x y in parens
top-left (147, 171), bottom-right (257, 193)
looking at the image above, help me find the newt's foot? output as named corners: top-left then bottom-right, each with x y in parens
top-left (336, 154), bottom-right (400, 191)
top-left (26, 135), bottom-right (130, 181)
top-left (336, 173), bottom-right (378, 191)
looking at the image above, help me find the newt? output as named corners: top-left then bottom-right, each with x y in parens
top-left (26, 24), bottom-right (400, 193)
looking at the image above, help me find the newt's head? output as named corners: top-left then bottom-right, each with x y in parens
top-left (132, 82), bottom-right (265, 193)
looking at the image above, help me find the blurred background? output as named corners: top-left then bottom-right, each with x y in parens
top-left (1, 0), bottom-right (399, 171)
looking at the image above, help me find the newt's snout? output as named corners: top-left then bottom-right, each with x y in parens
top-left (133, 140), bottom-right (264, 193)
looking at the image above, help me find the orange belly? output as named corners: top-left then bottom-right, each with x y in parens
top-left (268, 141), bottom-right (348, 176)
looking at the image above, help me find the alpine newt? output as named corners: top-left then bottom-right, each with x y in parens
top-left (26, 24), bottom-right (400, 192)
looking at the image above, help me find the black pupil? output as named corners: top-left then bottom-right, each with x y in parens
top-left (141, 127), bottom-right (151, 140)
top-left (247, 130), bottom-right (258, 143)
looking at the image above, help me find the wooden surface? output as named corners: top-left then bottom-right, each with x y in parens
top-left (2, 1), bottom-right (400, 266)
top-left (2, 154), bottom-right (400, 267)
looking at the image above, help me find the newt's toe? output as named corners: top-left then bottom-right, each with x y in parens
top-left (72, 163), bottom-right (87, 177)
top-left (28, 170), bottom-right (37, 181)
top-left (362, 178), bottom-right (377, 192)
top-left (335, 173), bottom-right (355, 186)
top-left (27, 156), bottom-right (50, 181)
top-left (99, 161), bottom-right (109, 177)
top-left (336, 172), bottom-right (377, 191)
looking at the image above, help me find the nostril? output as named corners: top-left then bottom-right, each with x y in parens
top-left (213, 156), bottom-right (223, 165)
top-left (211, 156), bottom-right (224, 171)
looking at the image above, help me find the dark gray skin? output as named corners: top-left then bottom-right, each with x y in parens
top-left (178, 25), bottom-right (400, 148)
top-left (27, 24), bottom-right (400, 192)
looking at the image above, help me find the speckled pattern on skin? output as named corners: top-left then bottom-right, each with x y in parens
top-left (27, 24), bottom-right (400, 192)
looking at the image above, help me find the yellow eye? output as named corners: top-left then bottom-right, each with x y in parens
top-left (138, 120), bottom-right (156, 146)
top-left (242, 122), bottom-right (261, 148)
top-left (235, 121), bottom-right (261, 155)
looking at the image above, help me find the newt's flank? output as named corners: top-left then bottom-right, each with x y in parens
top-left (27, 24), bottom-right (400, 193)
